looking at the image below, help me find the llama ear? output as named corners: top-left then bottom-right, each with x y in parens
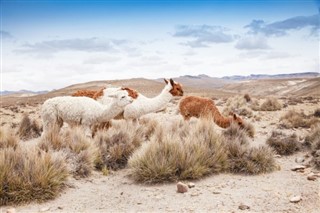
top-left (164, 79), bottom-right (169, 84)
top-left (169, 79), bottom-right (175, 86)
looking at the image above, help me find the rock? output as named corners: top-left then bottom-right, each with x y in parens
top-left (290, 195), bottom-right (302, 203)
top-left (274, 154), bottom-right (282, 158)
top-left (6, 208), bottom-right (16, 213)
top-left (295, 157), bottom-right (305, 164)
top-left (177, 182), bottom-right (188, 193)
top-left (238, 204), bottom-right (250, 210)
top-left (40, 207), bottom-right (50, 212)
top-left (291, 165), bottom-right (306, 172)
top-left (307, 173), bottom-right (317, 181)
top-left (188, 182), bottom-right (195, 188)
top-left (212, 191), bottom-right (221, 194)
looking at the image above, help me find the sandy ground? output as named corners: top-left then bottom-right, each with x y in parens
top-left (1, 97), bottom-right (320, 213)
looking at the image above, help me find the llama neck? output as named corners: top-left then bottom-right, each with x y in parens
top-left (144, 86), bottom-right (173, 111)
top-left (99, 102), bottom-right (123, 122)
top-left (209, 105), bottom-right (231, 128)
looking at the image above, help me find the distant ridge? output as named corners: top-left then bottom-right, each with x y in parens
top-left (222, 72), bottom-right (319, 81)
top-left (0, 90), bottom-right (49, 96)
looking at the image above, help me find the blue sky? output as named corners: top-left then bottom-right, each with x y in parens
top-left (1, 0), bottom-right (319, 91)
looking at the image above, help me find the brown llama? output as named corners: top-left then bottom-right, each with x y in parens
top-left (72, 87), bottom-right (139, 100)
top-left (179, 96), bottom-right (244, 128)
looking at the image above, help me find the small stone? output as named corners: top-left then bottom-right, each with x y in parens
top-left (212, 191), bottom-right (221, 194)
top-left (295, 157), bottom-right (305, 163)
top-left (6, 208), bottom-right (16, 213)
top-left (177, 182), bottom-right (188, 193)
top-left (137, 202), bottom-right (142, 205)
top-left (291, 165), bottom-right (306, 172)
top-left (238, 204), bottom-right (250, 210)
top-left (290, 195), bottom-right (302, 203)
top-left (190, 192), bottom-right (200, 197)
top-left (274, 154), bottom-right (282, 158)
top-left (40, 207), bottom-right (50, 212)
top-left (188, 182), bottom-right (195, 188)
top-left (307, 173), bottom-right (317, 181)
top-left (57, 206), bottom-right (63, 210)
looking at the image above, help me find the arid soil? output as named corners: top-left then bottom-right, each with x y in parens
top-left (1, 82), bottom-right (320, 213)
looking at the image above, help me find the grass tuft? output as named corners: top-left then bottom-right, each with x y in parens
top-left (304, 125), bottom-right (320, 169)
top-left (279, 110), bottom-right (319, 129)
top-left (259, 98), bottom-right (282, 111)
top-left (266, 131), bottom-right (300, 155)
top-left (0, 146), bottom-right (68, 205)
top-left (0, 128), bottom-right (19, 149)
top-left (314, 109), bottom-right (320, 118)
top-left (17, 114), bottom-right (42, 140)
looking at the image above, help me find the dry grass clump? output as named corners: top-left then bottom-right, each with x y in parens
top-left (279, 110), bottom-right (319, 129)
top-left (244, 94), bottom-right (251, 102)
top-left (94, 120), bottom-right (146, 170)
top-left (223, 96), bottom-right (253, 118)
top-left (0, 146), bottom-right (68, 205)
top-left (314, 109), bottom-right (320, 118)
top-left (0, 128), bottom-right (19, 149)
top-left (129, 119), bottom-right (228, 183)
top-left (223, 125), bottom-right (277, 174)
top-left (39, 127), bottom-right (98, 178)
top-left (304, 125), bottom-right (320, 169)
top-left (259, 97), bottom-right (282, 111)
top-left (17, 114), bottom-right (42, 140)
top-left (266, 131), bottom-right (300, 155)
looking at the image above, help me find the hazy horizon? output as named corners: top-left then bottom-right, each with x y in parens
top-left (1, 0), bottom-right (319, 91)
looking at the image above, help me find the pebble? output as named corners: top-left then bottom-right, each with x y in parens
top-left (307, 173), bottom-right (317, 181)
top-left (40, 207), bottom-right (50, 212)
top-left (295, 157), bottom-right (305, 164)
top-left (6, 208), bottom-right (16, 213)
top-left (291, 165), bottom-right (306, 172)
top-left (177, 182), bottom-right (188, 193)
top-left (290, 195), bottom-right (302, 203)
top-left (188, 182), bottom-right (195, 188)
top-left (238, 204), bottom-right (250, 210)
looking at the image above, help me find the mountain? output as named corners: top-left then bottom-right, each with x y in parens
top-left (0, 90), bottom-right (48, 96)
top-left (222, 72), bottom-right (319, 81)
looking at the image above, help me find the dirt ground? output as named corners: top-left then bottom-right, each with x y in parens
top-left (1, 95), bottom-right (320, 213)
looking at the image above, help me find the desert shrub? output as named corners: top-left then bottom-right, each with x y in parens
top-left (244, 94), bottom-right (251, 102)
top-left (0, 147), bottom-right (68, 205)
top-left (17, 114), bottom-right (41, 140)
top-left (223, 123), bottom-right (249, 144)
top-left (94, 120), bottom-right (145, 170)
top-left (259, 98), bottom-right (282, 111)
top-left (304, 125), bottom-right (320, 169)
top-left (266, 131), bottom-right (300, 155)
top-left (129, 119), bottom-right (228, 183)
top-left (39, 127), bottom-right (98, 178)
top-left (0, 128), bottom-right (18, 149)
top-left (223, 96), bottom-right (253, 118)
top-left (314, 109), bottom-right (320, 118)
top-left (279, 110), bottom-right (319, 129)
top-left (287, 97), bottom-right (303, 105)
top-left (226, 141), bottom-right (276, 175)
top-left (250, 99), bottom-right (261, 111)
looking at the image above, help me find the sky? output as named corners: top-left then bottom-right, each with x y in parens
top-left (1, 0), bottom-right (319, 91)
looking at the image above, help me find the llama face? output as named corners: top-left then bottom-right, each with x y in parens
top-left (116, 91), bottom-right (133, 107)
top-left (231, 113), bottom-right (244, 128)
top-left (164, 78), bottom-right (184, 96)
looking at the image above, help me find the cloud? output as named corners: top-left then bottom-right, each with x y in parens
top-left (245, 14), bottom-right (319, 36)
top-left (1, 30), bottom-right (14, 40)
top-left (235, 35), bottom-right (270, 50)
top-left (16, 37), bottom-right (130, 54)
top-left (173, 25), bottom-right (235, 48)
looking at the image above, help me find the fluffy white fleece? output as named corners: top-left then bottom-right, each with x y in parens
top-left (41, 91), bottom-right (132, 137)
top-left (123, 81), bottom-right (173, 119)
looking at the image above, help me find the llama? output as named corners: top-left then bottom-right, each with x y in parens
top-left (72, 87), bottom-right (139, 100)
top-left (71, 87), bottom-right (106, 100)
top-left (179, 96), bottom-right (244, 128)
top-left (122, 79), bottom-right (183, 119)
top-left (41, 91), bottom-right (133, 137)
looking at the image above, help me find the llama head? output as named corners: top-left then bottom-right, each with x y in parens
top-left (113, 90), bottom-right (133, 107)
top-left (121, 87), bottom-right (139, 99)
top-left (229, 112), bottom-right (244, 128)
top-left (164, 78), bottom-right (184, 96)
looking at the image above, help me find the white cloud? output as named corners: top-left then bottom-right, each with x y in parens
top-left (235, 35), bottom-right (270, 50)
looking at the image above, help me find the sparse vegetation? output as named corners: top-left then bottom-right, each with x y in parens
top-left (0, 128), bottom-right (18, 149)
top-left (94, 120), bottom-right (146, 170)
top-left (279, 110), bottom-right (319, 129)
top-left (223, 96), bottom-right (253, 118)
top-left (314, 109), bottom-right (320, 118)
top-left (266, 131), bottom-right (300, 155)
top-left (0, 128), bottom-right (68, 205)
top-left (304, 125), bottom-right (320, 169)
top-left (259, 97), bottom-right (282, 111)
top-left (244, 94), bottom-right (251, 102)
top-left (39, 127), bottom-right (98, 178)
top-left (17, 114), bottom-right (42, 140)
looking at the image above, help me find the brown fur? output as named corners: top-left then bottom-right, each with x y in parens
top-left (72, 90), bottom-right (99, 99)
top-left (164, 79), bottom-right (184, 96)
top-left (121, 87), bottom-right (139, 99)
top-left (92, 87), bottom-right (106, 100)
top-left (179, 96), bottom-right (244, 128)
